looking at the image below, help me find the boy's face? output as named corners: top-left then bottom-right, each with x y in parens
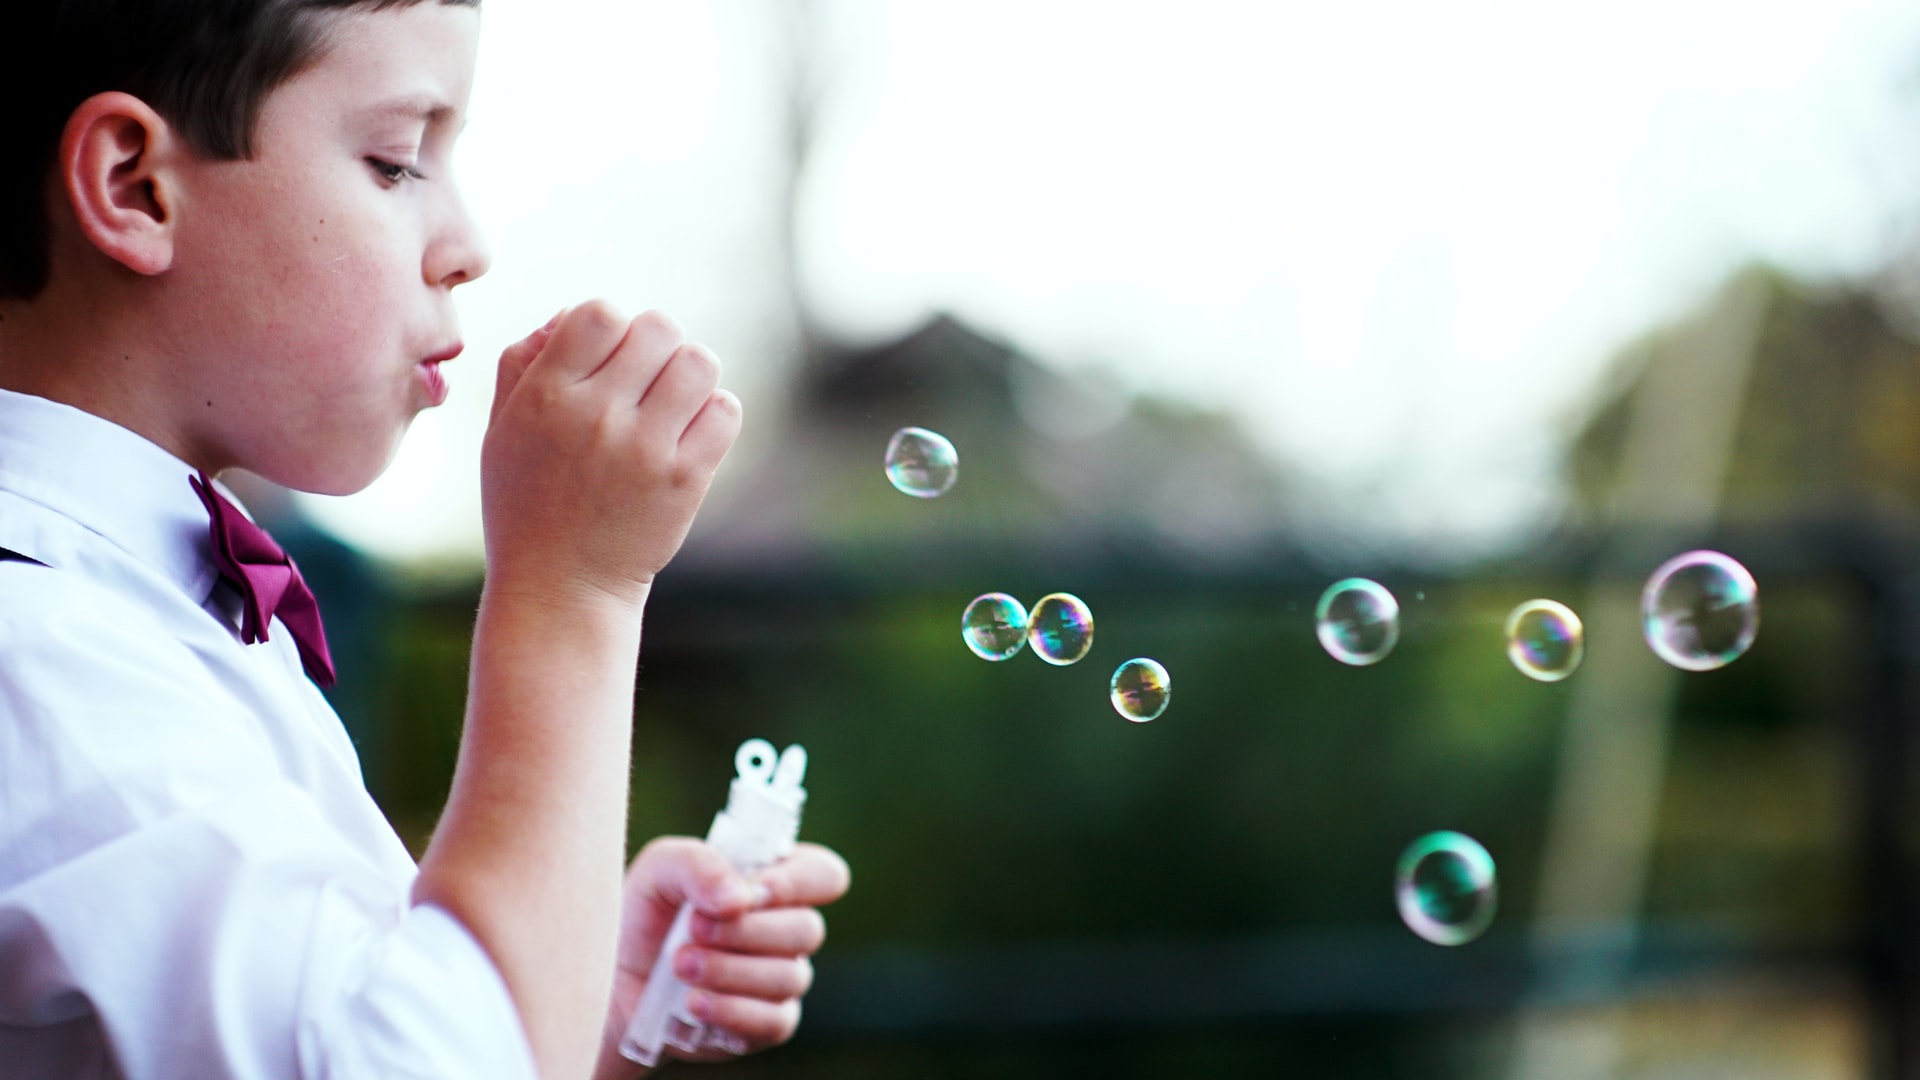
top-left (164, 3), bottom-right (487, 494)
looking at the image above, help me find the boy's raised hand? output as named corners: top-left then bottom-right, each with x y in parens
top-left (482, 301), bottom-right (741, 606)
top-left (444, 303), bottom-right (741, 1076)
top-left (595, 838), bottom-right (852, 1079)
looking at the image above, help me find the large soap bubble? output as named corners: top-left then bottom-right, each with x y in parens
top-left (1029, 592), bottom-right (1094, 666)
top-left (1641, 550), bottom-right (1759, 672)
top-left (962, 593), bottom-right (1029, 661)
top-left (1109, 658), bottom-right (1170, 722)
top-left (1395, 831), bottom-right (1497, 946)
top-left (884, 427), bottom-right (958, 498)
top-left (1315, 578), bottom-right (1400, 666)
top-left (1505, 598), bottom-right (1584, 682)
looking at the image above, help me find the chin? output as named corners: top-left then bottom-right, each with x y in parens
top-left (328, 452), bottom-right (406, 497)
top-left (275, 434), bottom-right (408, 497)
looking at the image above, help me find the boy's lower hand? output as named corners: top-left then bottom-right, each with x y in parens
top-left (595, 837), bottom-right (852, 1078)
top-left (482, 301), bottom-right (742, 609)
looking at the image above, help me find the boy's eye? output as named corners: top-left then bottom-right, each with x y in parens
top-left (368, 158), bottom-right (426, 185)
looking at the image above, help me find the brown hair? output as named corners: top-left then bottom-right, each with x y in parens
top-left (0, 0), bottom-right (480, 300)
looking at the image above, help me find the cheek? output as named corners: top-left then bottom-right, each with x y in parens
top-left (309, 255), bottom-right (388, 328)
top-left (280, 182), bottom-right (415, 297)
top-left (296, 242), bottom-right (412, 357)
top-left (301, 217), bottom-right (401, 296)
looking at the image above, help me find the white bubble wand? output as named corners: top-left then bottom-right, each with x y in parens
top-left (618, 738), bottom-right (808, 1067)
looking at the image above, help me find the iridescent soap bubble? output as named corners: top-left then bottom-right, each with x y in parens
top-left (1641, 550), bottom-right (1759, 672)
top-left (1505, 598), bottom-right (1584, 682)
top-left (1315, 578), bottom-right (1400, 666)
top-left (1110, 658), bottom-right (1170, 722)
top-left (1029, 592), bottom-right (1094, 665)
top-left (884, 427), bottom-right (958, 498)
top-left (1395, 831), bottom-right (1497, 946)
top-left (962, 593), bottom-right (1029, 661)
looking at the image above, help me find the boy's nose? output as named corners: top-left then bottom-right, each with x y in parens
top-left (426, 190), bottom-right (491, 287)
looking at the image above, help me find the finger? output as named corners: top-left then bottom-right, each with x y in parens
top-left (685, 991), bottom-right (801, 1049)
top-left (689, 906), bottom-right (826, 956)
top-left (679, 389), bottom-right (743, 474)
top-left (527, 298), bottom-right (632, 384)
top-left (753, 843), bottom-right (851, 909)
top-left (593, 308), bottom-right (684, 400)
top-left (640, 836), bottom-right (763, 914)
top-left (701, 1029), bottom-right (751, 1057)
top-left (636, 341), bottom-right (720, 437)
top-left (619, 837), bottom-right (761, 973)
top-left (489, 311), bottom-right (563, 424)
top-left (675, 947), bottom-right (814, 1001)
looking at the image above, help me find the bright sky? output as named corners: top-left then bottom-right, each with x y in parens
top-left (299, 0), bottom-right (1920, 564)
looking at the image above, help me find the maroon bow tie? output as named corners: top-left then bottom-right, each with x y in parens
top-left (190, 472), bottom-right (336, 688)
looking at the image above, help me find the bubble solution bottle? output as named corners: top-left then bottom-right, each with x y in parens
top-left (618, 738), bottom-right (808, 1067)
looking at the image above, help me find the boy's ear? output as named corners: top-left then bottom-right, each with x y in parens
top-left (59, 91), bottom-right (183, 277)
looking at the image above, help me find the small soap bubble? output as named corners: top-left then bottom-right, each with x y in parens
top-left (1029, 592), bottom-right (1094, 665)
top-left (884, 427), bottom-right (958, 498)
top-left (962, 593), bottom-right (1029, 661)
top-left (1110, 658), bottom-right (1170, 722)
top-left (1641, 550), bottom-right (1759, 672)
top-left (1505, 599), bottom-right (1584, 682)
top-left (1315, 578), bottom-right (1400, 666)
top-left (1395, 831), bottom-right (1497, 946)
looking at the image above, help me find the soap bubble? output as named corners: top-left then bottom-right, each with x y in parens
top-left (1641, 550), bottom-right (1759, 672)
top-left (1315, 578), bottom-right (1400, 666)
top-left (1029, 592), bottom-right (1094, 665)
top-left (1110, 658), bottom-right (1170, 722)
top-left (962, 593), bottom-right (1029, 661)
top-left (1395, 831), bottom-right (1497, 946)
top-left (1505, 599), bottom-right (1584, 682)
top-left (884, 427), bottom-right (958, 498)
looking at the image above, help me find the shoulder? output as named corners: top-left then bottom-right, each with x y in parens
top-left (0, 556), bottom-right (218, 691)
top-left (0, 553), bottom-right (264, 730)
top-left (0, 558), bottom-right (271, 839)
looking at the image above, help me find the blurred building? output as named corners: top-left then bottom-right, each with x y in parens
top-left (682, 313), bottom-right (1303, 579)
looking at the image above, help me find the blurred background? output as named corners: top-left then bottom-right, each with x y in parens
top-left (265, 1), bottom-right (1920, 1076)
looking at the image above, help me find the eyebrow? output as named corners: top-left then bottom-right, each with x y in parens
top-left (360, 96), bottom-right (460, 128)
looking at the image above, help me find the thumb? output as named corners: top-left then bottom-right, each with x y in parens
top-left (489, 309), bottom-right (565, 425)
top-left (632, 837), bottom-right (767, 923)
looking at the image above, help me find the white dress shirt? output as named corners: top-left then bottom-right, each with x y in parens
top-left (0, 389), bottom-right (536, 1079)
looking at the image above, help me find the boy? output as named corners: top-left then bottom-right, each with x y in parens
top-left (0, 2), bottom-right (849, 1078)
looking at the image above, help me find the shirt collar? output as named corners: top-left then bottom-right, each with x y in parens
top-left (0, 387), bottom-right (224, 604)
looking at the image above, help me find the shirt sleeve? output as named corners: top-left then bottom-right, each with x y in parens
top-left (0, 567), bottom-right (537, 1080)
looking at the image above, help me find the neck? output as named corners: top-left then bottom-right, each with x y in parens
top-left (0, 275), bottom-right (220, 476)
